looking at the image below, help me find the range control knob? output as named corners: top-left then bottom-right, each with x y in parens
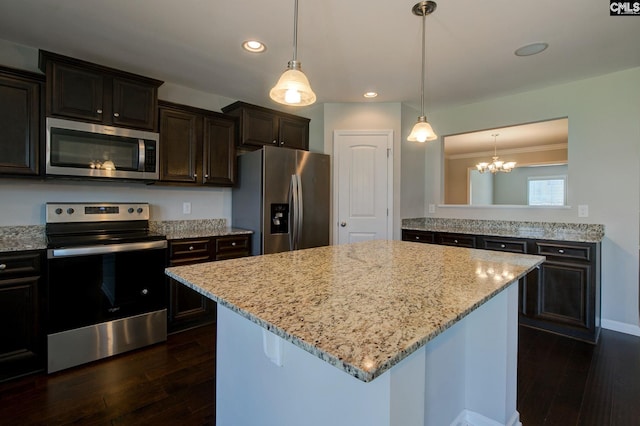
top-left (55, 208), bottom-right (63, 215)
top-left (137, 207), bottom-right (144, 214)
top-left (67, 208), bottom-right (75, 215)
top-left (128, 208), bottom-right (134, 214)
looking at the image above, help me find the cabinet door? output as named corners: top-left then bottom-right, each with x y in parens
top-left (48, 62), bottom-right (104, 122)
top-left (240, 107), bottom-right (278, 147)
top-left (535, 260), bottom-right (591, 330)
top-left (214, 235), bottom-right (251, 260)
top-left (278, 116), bottom-right (309, 150)
top-left (203, 115), bottom-right (236, 186)
top-left (159, 108), bottom-right (200, 183)
top-left (0, 276), bottom-right (42, 381)
top-left (0, 71), bottom-right (41, 176)
top-left (112, 77), bottom-right (157, 131)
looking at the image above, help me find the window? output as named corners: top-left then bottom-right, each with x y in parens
top-left (528, 176), bottom-right (567, 206)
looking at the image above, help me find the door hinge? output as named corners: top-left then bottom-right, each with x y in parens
top-left (387, 148), bottom-right (391, 158)
top-left (387, 208), bottom-right (389, 216)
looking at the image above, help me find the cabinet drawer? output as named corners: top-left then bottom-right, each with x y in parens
top-left (437, 233), bottom-right (476, 248)
top-left (536, 242), bottom-right (591, 262)
top-left (215, 235), bottom-right (250, 255)
top-left (402, 230), bottom-right (435, 244)
top-left (169, 239), bottom-right (213, 264)
top-left (0, 252), bottom-right (41, 278)
top-left (481, 238), bottom-right (527, 253)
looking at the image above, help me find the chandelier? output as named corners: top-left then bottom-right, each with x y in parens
top-left (475, 133), bottom-right (516, 174)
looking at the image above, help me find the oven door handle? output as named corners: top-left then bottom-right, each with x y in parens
top-left (48, 240), bottom-right (167, 259)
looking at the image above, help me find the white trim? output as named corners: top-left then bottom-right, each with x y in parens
top-left (601, 319), bottom-right (640, 337)
top-left (447, 143), bottom-right (568, 160)
top-left (332, 129), bottom-right (394, 244)
top-left (450, 409), bottom-right (521, 426)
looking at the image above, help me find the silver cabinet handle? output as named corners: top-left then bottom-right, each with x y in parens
top-left (141, 288), bottom-right (148, 295)
top-left (415, 236), bottom-right (420, 240)
top-left (558, 249), bottom-right (565, 254)
top-left (189, 246), bottom-right (194, 251)
top-left (113, 112), bottom-right (120, 117)
top-left (231, 242), bottom-right (237, 246)
top-left (500, 244), bottom-right (506, 248)
top-left (0, 264), bottom-right (6, 270)
top-left (204, 174), bottom-right (209, 178)
top-left (97, 109), bottom-right (103, 114)
top-left (272, 140), bottom-right (278, 145)
top-left (454, 239), bottom-right (459, 244)
top-left (340, 222), bottom-right (347, 227)
top-left (280, 141), bottom-right (285, 146)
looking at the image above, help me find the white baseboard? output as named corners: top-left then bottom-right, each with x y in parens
top-left (450, 409), bottom-right (521, 426)
top-left (601, 319), bottom-right (640, 337)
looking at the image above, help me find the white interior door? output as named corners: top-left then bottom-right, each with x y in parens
top-left (334, 130), bottom-right (392, 245)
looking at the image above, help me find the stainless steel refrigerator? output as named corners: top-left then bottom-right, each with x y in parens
top-left (232, 146), bottom-right (330, 255)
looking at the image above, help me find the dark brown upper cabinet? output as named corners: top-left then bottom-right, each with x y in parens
top-left (0, 66), bottom-right (43, 177)
top-left (39, 50), bottom-right (163, 131)
top-left (222, 101), bottom-right (309, 151)
top-left (158, 101), bottom-right (237, 186)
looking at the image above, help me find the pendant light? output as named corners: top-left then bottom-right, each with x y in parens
top-left (407, 1), bottom-right (437, 143)
top-left (269, 0), bottom-right (316, 106)
top-left (475, 133), bottom-right (517, 173)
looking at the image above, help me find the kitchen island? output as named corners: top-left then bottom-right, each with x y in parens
top-left (166, 240), bottom-right (544, 426)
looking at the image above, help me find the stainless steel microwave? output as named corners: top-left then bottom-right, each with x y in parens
top-left (46, 117), bottom-right (160, 181)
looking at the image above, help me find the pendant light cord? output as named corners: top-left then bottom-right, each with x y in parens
top-left (292, 0), bottom-right (298, 62)
top-left (420, 6), bottom-right (426, 116)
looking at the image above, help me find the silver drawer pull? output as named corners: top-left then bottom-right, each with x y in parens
top-left (231, 242), bottom-right (237, 246)
top-left (113, 112), bottom-right (120, 117)
top-left (97, 109), bottom-right (103, 114)
top-left (189, 246), bottom-right (195, 251)
top-left (454, 239), bottom-right (458, 244)
top-left (415, 236), bottom-right (420, 240)
top-left (500, 244), bottom-right (506, 248)
top-left (558, 249), bottom-right (565, 254)
top-left (0, 264), bottom-right (6, 270)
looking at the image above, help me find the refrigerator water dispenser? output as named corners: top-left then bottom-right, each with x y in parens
top-left (270, 203), bottom-right (289, 234)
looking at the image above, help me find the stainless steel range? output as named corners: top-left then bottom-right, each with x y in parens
top-left (45, 202), bottom-right (167, 373)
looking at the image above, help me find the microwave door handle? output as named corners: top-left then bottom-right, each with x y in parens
top-left (138, 139), bottom-right (145, 171)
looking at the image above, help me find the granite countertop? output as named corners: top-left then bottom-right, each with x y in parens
top-left (0, 220), bottom-right (252, 253)
top-left (166, 240), bottom-right (544, 382)
top-left (402, 218), bottom-right (605, 243)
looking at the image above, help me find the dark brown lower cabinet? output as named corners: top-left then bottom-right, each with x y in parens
top-left (168, 234), bottom-right (251, 333)
top-left (401, 229), bottom-right (601, 343)
top-left (0, 251), bottom-right (44, 382)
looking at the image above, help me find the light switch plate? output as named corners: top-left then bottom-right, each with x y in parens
top-left (183, 202), bottom-right (191, 215)
top-left (578, 205), bottom-right (589, 217)
top-left (428, 204), bottom-right (436, 214)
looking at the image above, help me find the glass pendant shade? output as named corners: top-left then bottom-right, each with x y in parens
top-left (270, 61), bottom-right (316, 106)
top-left (407, 116), bottom-right (437, 142)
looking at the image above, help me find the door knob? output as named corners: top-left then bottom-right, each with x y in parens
top-left (340, 222), bottom-right (347, 227)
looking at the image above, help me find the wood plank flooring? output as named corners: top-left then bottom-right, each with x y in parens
top-left (1, 324), bottom-right (639, 425)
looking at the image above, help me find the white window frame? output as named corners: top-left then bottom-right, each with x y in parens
top-left (527, 175), bottom-right (567, 206)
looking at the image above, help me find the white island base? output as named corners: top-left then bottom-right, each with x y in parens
top-left (216, 283), bottom-right (521, 426)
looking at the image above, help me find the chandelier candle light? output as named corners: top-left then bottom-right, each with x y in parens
top-left (407, 1), bottom-right (438, 143)
top-left (476, 133), bottom-right (517, 174)
top-left (269, 0), bottom-right (316, 106)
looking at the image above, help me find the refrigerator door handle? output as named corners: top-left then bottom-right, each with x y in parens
top-left (296, 174), bottom-right (303, 251)
top-left (289, 174), bottom-right (298, 251)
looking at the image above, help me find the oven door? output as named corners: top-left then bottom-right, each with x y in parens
top-left (47, 241), bottom-right (167, 334)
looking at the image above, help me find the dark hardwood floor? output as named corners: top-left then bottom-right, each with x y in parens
top-left (1, 324), bottom-right (639, 425)
top-left (0, 325), bottom-right (217, 425)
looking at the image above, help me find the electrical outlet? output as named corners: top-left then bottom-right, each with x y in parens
top-left (428, 204), bottom-right (436, 214)
top-left (183, 202), bottom-right (191, 215)
top-left (578, 205), bottom-right (589, 218)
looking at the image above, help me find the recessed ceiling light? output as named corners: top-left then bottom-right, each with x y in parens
top-left (364, 91), bottom-right (378, 98)
top-left (242, 40), bottom-right (266, 53)
top-left (514, 42), bottom-right (548, 57)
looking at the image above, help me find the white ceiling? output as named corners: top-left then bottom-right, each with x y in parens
top-left (0, 0), bottom-right (638, 111)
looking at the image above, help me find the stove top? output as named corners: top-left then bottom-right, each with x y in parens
top-left (45, 202), bottom-right (166, 248)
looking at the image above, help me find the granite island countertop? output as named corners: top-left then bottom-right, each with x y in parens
top-left (402, 218), bottom-right (604, 243)
top-left (166, 239), bottom-right (544, 382)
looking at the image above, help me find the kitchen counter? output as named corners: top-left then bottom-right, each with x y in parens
top-left (0, 220), bottom-right (252, 253)
top-left (402, 217), bottom-right (604, 243)
top-left (149, 219), bottom-right (252, 240)
top-left (0, 225), bottom-right (46, 252)
top-left (166, 240), bottom-right (544, 425)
